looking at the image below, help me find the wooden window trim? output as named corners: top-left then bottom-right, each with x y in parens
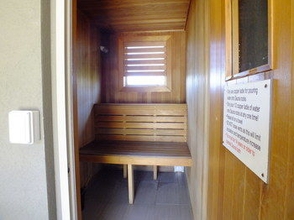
top-left (118, 34), bottom-right (172, 92)
top-left (225, 0), bottom-right (274, 80)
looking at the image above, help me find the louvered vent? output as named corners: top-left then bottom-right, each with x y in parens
top-left (123, 42), bottom-right (167, 86)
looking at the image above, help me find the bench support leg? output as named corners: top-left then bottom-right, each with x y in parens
top-left (127, 164), bottom-right (134, 204)
top-left (153, 165), bottom-right (158, 180)
top-left (123, 164), bottom-right (127, 178)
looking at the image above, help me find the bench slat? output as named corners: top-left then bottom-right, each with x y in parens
top-left (96, 115), bottom-right (186, 123)
top-left (96, 122), bottom-right (186, 129)
top-left (80, 141), bottom-right (192, 166)
top-left (96, 106), bottom-right (154, 115)
top-left (95, 104), bottom-right (187, 115)
top-left (96, 128), bottom-right (186, 136)
top-left (80, 155), bottom-right (192, 166)
top-left (95, 134), bottom-right (187, 142)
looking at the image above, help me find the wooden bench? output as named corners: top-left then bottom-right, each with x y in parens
top-left (79, 103), bottom-right (192, 204)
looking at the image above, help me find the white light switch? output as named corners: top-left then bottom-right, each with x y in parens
top-left (9, 110), bottom-right (40, 144)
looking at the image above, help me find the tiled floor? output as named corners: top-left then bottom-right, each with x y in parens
top-left (82, 167), bottom-right (193, 220)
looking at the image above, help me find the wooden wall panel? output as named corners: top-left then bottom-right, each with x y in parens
top-left (285, 3), bottom-right (294, 219)
top-left (101, 31), bottom-right (186, 103)
top-left (74, 10), bottom-right (102, 188)
top-left (186, 0), bottom-right (294, 219)
top-left (185, 0), bottom-right (210, 219)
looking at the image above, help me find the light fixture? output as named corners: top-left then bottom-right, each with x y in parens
top-left (100, 46), bottom-right (109, 53)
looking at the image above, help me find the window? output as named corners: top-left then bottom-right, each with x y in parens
top-left (225, 0), bottom-right (273, 80)
top-left (119, 34), bottom-right (172, 92)
top-left (238, 0), bottom-right (268, 73)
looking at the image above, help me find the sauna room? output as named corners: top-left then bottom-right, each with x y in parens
top-left (1, 0), bottom-right (293, 219)
top-left (73, 0), bottom-right (294, 219)
top-left (74, 0), bottom-right (194, 219)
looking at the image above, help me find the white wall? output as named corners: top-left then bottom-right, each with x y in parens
top-left (0, 0), bottom-right (56, 219)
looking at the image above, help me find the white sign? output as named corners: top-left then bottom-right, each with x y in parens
top-left (223, 79), bottom-right (272, 183)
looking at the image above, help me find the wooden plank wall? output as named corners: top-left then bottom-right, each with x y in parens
top-left (185, 0), bottom-right (210, 219)
top-left (76, 0), bottom-right (190, 32)
top-left (101, 31), bottom-right (186, 103)
top-left (74, 10), bottom-right (102, 188)
top-left (186, 0), bottom-right (294, 219)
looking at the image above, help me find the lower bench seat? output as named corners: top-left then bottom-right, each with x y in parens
top-left (80, 140), bottom-right (192, 204)
top-left (79, 103), bottom-right (192, 204)
top-left (80, 140), bottom-right (192, 166)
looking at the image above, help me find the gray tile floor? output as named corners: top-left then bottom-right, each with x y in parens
top-left (82, 167), bottom-right (193, 220)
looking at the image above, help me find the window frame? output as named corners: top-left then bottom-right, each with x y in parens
top-left (118, 34), bottom-right (172, 92)
top-left (225, 0), bottom-right (274, 80)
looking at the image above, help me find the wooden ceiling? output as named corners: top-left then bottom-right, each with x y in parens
top-left (77, 0), bottom-right (191, 32)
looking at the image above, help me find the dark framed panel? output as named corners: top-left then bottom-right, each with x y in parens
top-left (225, 0), bottom-right (274, 80)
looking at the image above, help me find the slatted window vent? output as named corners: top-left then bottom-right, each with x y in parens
top-left (124, 43), bottom-right (167, 87)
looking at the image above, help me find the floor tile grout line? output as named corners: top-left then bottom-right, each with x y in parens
top-left (82, 168), bottom-right (193, 220)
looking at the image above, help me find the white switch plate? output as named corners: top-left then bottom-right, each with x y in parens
top-left (9, 110), bottom-right (40, 144)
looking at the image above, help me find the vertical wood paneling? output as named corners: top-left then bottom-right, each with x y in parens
top-left (207, 1), bottom-right (227, 219)
top-left (259, 1), bottom-right (292, 219)
top-left (285, 3), bottom-right (294, 219)
top-left (185, 0), bottom-right (210, 219)
top-left (101, 31), bottom-right (186, 103)
top-left (243, 169), bottom-right (262, 219)
top-left (187, 0), bottom-right (294, 219)
top-left (74, 10), bottom-right (102, 189)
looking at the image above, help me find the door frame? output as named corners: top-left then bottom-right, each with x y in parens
top-left (51, 0), bottom-right (78, 219)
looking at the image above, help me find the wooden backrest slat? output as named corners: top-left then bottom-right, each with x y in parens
top-left (94, 103), bottom-right (187, 142)
top-left (96, 122), bottom-right (186, 129)
top-left (96, 115), bottom-right (186, 123)
top-left (96, 128), bottom-right (186, 136)
top-left (95, 134), bottom-right (186, 142)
